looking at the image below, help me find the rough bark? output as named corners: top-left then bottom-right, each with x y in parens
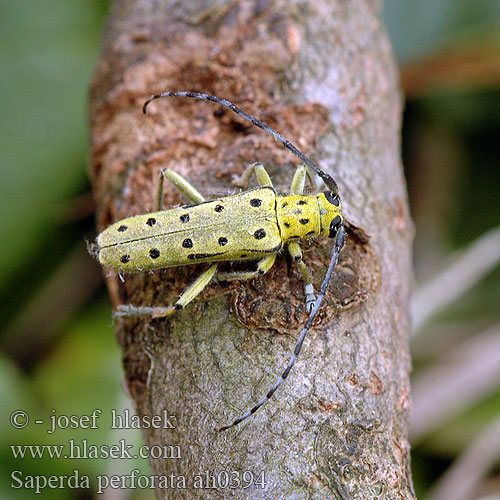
top-left (89, 1), bottom-right (415, 499)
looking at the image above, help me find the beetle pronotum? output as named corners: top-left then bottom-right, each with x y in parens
top-left (96, 92), bottom-right (346, 430)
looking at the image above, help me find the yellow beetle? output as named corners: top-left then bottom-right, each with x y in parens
top-left (96, 92), bottom-right (346, 430)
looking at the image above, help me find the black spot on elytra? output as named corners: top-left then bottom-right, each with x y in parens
top-left (282, 202), bottom-right (288, 208)
top-left (188, 252), bottom-right (223, 260)
top-left (284, 222), bottom-right (291, 228)
top-left (297, 200), bottom-right (307, 205)
top-left (299, 218), bottom-right (310, 225)
top-left (182, 238), bottom-right (193, 248)
top-left (240, 254), bottom-right (248, 258)
top-left (149, 248), bottom-right (160, 259)
top-left (120, 254), bottom-right (130, 263)
top-left (250, 198), bottom-right (262, 207)
top-left (118, 225), bottom-right (128, 232)
top-left (180, 214), bottom-right (190, 223)
top-left (306, 230), bottom-right (315, 236)
top-left (218, 237), bottom-right (228, 246)
top-left (215, 205), bottom-right (224, 212)
top-left (254, 229), bottom-right (266, 239)
top-left (146, 217), bottom-right (156, 226)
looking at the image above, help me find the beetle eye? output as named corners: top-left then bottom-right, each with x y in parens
top-left (324, 191), bottom-right (340, 206)
top-left (329, 215), bottom-right (342, 238)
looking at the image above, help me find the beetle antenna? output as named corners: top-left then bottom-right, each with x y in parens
top-left (218, 225), bottom-right (345, 431)
top-left (143, 91), bottom-right (339, 194)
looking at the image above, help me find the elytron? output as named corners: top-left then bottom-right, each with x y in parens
top-left (96, 91), bottom-right (345, 430)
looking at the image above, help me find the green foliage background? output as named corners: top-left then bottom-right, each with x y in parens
top-left (1, 1), bottom-right (499, 498)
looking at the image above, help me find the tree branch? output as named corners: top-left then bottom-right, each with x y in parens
top-left (89, 0), bottom-right (415, 498)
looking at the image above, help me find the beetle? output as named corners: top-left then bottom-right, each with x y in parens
top-left (96, 92), bottom-right (346, 430)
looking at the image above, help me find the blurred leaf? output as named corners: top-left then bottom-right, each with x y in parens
top-left (0, 354), bottom-right (33, 419)
top-left (401, 36), bottom-right (500, 98)
top-left (2, 244), bottom-right (103, 367)
top-left (0, 0), bottom-right (107, 286)
top-left (384, 0), bottom-right (500, 63)
top-left (426, 414), bottom-right (500, 500)
top-left (2, 301), bottom-right (151, 498)
top-left (420, 388), bottom-right (500, 458)
top-left (413, 227), bottom-right (500, 332)
top-left (32, 301), bottom-right (120, 414)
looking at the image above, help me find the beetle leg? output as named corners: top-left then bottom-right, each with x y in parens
top-left (289, 163), bottom-right (319, 194)
top-left (287, 241), bottom-right (316, 311)
top-left (214, 254), bottom-right (276, 282)
top-left (233, 162), bottom-right (273, 188)
top-left (289, 164), bottom-right (307, 194)
top-left (114, 263), bottom-right (218, 318)
top-left (156, 168), bottom-right (206, 210)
